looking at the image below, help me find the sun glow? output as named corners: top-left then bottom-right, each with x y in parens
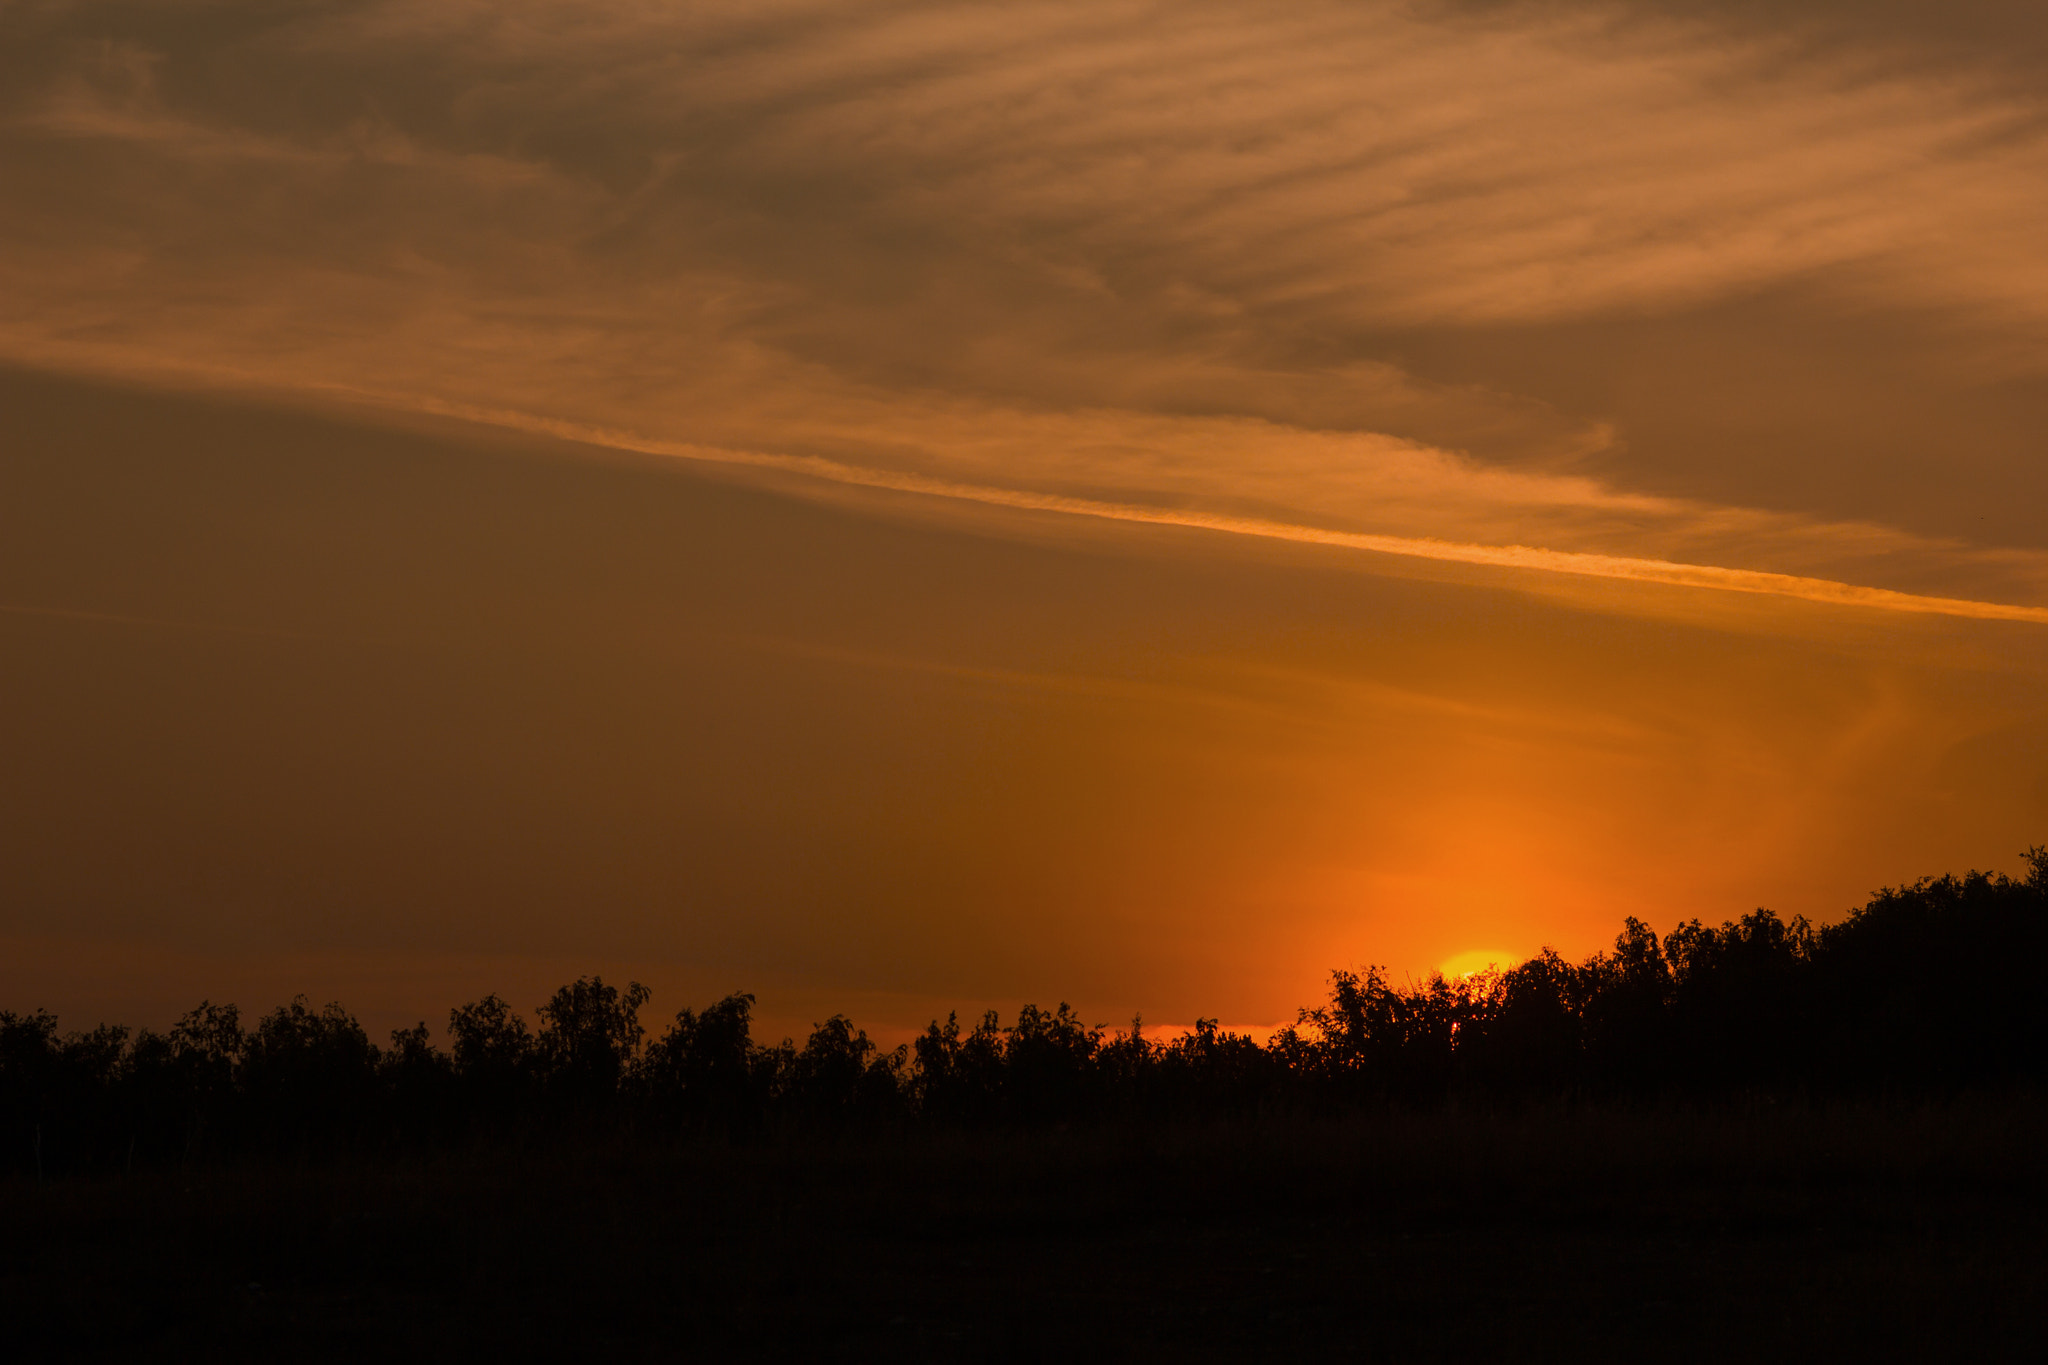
top-left (1439, 950), bottom-right (1521, 981)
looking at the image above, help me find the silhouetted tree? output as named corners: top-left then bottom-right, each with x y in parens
top-left (381, 1021), bottom-right (454, 1145)
top-left (0, 1009), bottom-right (59, 1177)
top-left (1812, 858), bottom-right (2048, 1091)
top-left (240, 997), bottom-right (380, 1152)
top-left (1005, 1003), bottom-right (1101, 1122)
top-left (777, 1015), bottom-right (907, 1128)
top-left (448, 993), bottom-right (535, 1133)
top-left (1464, 950), bottom-right (1583, 1097)
top-left (638, 992), bottom-right (760, 1134)
top-left (534, 976), bottom-right (650, 1112)
top-left (914, 1009), bottom-right (1009, 1124)
top-left (1301, 966), bottom-right (1412, 1100)
top-left (167, 1001), bottom-right (244, 1158)
top-left (1153, 1018), bottom-right (1278, 1117)
top-left (1665, 909), bottom-right (1812, 1093)
top-left (1581, 917), bottom-right (1674, 1095)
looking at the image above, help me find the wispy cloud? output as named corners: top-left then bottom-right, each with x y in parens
top-left (5, 0), bottom-right (2047, 613)
top-left (370, 395), bottom-right (2048, 626)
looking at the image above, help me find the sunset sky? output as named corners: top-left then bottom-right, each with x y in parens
top-left (4, 0), bottom-right (2047, 1044)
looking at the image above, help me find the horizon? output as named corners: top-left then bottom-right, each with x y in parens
top-left (8, 844), bottom-right (2042, 1052)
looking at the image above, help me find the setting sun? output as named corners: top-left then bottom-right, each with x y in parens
top-left (1438, 950), bottom-right (1523, 982)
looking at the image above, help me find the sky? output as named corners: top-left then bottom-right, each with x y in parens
top-left (4, 0), bottom-right (2047, 1045)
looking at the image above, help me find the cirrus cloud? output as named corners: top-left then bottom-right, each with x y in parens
top-left (4, 0), bottom-right (2047, 615)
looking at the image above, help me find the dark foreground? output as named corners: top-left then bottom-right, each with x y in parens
top-left (6, 1099), bottom-right (2044, 1361)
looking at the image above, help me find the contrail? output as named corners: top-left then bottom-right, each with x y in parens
top-left (405, 397), bottom-right (2048, 627)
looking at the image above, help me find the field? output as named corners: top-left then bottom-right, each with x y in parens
top-left (8, 1097), bottom-right (2043, 1359)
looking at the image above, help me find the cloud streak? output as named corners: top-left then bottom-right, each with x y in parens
top-left (378, 392), bottom-right (2048, 625)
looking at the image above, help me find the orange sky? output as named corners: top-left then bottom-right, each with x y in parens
top-left (4, 1), bottom-right (2047, 1046)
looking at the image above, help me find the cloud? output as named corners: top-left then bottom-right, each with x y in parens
top-left (347, 394), bottom-right (2048, 625)
top-left (4, 0), bottom-right (2048, 613)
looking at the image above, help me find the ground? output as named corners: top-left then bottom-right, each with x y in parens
top-left (6, 1100), bottom-right (2043, 1360)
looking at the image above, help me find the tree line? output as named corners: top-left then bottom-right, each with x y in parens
top-left (4, 850), bottom-right (2044, 1175)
